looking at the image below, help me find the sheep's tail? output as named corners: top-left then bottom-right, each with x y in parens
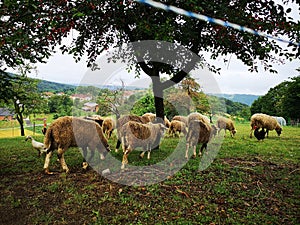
top-left (44, 127), bottom-right (53, 153)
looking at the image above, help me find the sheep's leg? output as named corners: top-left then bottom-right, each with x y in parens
top-left (121, 136), bottom-right (126, 153)
top-left (140, 151), bottom-right (145, 158)
top-left (185, 143), bottom-right (189, 159)
top-left (82, 147), bottom-right (89, 170)
top-left (147, 150), bottom-right (151, 160)
top-left (250, 129), bottom-right (253, 138)
top-left (192, 145), bottom-right (197, 158)
top-left (43, 151), bottom-right (53, 174)
top-left (199, 143), bottom-right (207, 156)
top-left (108, 130), bottom-right (112, 139)
top-left (57, 148), bottom-right (69, 173)
top-left (121, 147), bottom-right (132, 170)
top-left (115, 139), bottom-right (121, 153)
top-left (266, 129), bottom-right (269, 137)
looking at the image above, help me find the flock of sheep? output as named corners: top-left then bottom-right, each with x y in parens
top-left (25, 112), bottom-right (283, 174)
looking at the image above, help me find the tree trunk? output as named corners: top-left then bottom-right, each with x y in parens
top-left (150, 70), bottom-right (165, 124)
top-left (16, 114), bottom-right (25, 136)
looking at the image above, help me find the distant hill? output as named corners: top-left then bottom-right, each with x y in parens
top-left (37, 80), bottom-right (76, 93)
top-left (209, 93), bottom-right (260, 106)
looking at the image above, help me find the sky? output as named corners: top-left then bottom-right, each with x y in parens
top-left (7, 1), bottom-right (300, 96)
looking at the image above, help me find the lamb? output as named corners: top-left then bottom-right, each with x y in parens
top-left (102, 117), bottom-right (116, 139)
top-left (216, 116), bottom-right (237, 137)
top-left (168, 120), bottom-right (187, 137)
top-left (43, 116), bottom-right (110, 174)
top-left (250, 113), bottom-right (282, 138)
top-left (25, 135), bottom-right (47, 157)
top-left (120, 121), bottom-right (167, 169)
top-left (185, 119), bottom-right (216, 159)
top-left (115, 115), bottom-right (151, 152)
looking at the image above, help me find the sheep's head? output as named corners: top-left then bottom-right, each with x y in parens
top-left (232, 129), bottom-right (237, 136)
top-left (25, 135), bottom-right (32, 141)
top-left (276, 127), bottom-right (282, 136)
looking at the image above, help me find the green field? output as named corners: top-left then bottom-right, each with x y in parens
top-left (0, 123), bottom-right (299, 224)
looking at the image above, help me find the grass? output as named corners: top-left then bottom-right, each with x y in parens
top-left (0, 123), bottom-right (299, 224)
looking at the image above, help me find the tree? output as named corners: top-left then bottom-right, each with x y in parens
top-left (1, 0), bottom-right (299, 120)
top-left (250, 75), bottom-right (300, 122)
top-left (282, 76), bottom-right (300, 121)
top-left (48, 94), bottom-right (73, 118)
top-left (9, 73), bottom-right (45, 136)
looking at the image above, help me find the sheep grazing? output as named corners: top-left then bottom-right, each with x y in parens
top-left (115, 115), bottom-right (151, 152)
top-left (187, 112), bottom-right (210, 125)
top-left (216, 116), bottom-right (237, 137)
top-left (172, 115), bottom-right (188, 126)
top-left (25, 135), bottom-right (47, 157)
top-left (102, 117), bottom-right (116, 139)
top-left (168, 120), bottom-right (187, 137)
top-left (43, 116), bottom-right (110, 174)
top-left (120, 121), bottom-right (167, 169)
top-left (185, 119), bottom-right (215, 159)
top-left (250, 113), bottom-right (282, 138)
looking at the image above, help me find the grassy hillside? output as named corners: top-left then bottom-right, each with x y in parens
top-left (37, 79), bottom-right (76, 93)
top-left (0, 123), bottom-right (299, 224)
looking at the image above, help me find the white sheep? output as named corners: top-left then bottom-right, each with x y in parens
top-left (120, 121), bottom-right (167, 169)
top-left (272, 116), bottom-right (287, 126)
top-left (25, 135), bottom-right (47, 157)
top-left (250, 113), bottom-right (282, 138)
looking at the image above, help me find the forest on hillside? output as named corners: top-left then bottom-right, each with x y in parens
top-left (250, 76), bottom-right (300, 124)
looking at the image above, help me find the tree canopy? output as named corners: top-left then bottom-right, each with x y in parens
top-left (1, 0), bottom-right (299, 118)
top-left (250, 76), bottom-right (300, 122)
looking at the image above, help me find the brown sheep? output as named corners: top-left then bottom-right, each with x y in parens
top-left (102, 117), bottom-right (116, 139)
top-left (120, 121), bottom-right (167, 169)
top-left (250, 113), bottom-right (282, 138)
top-left (142, 113), bottom-right (156, 122)
top-left (43, 116), bottom-right (110, 174)
top-left (216, 117), bottom-right (237, 137)
top-left (84, 115), bottom-right (105, 126)
top-left (185, 119), bottom-right (216, 159)
top-left (115, 115), bottom-right (151, 152)
top-left (172, 115), bottom-right (188, 126)
top-left (164, 116), bottom-right (171, 128)
top-left (168, 120), bottom-right (187, 137)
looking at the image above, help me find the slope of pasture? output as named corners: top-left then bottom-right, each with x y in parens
top-left (0, 123), bottom-right (299, 225)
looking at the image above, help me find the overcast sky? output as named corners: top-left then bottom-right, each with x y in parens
top-left (8, 1), bottom-right (300, 96)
